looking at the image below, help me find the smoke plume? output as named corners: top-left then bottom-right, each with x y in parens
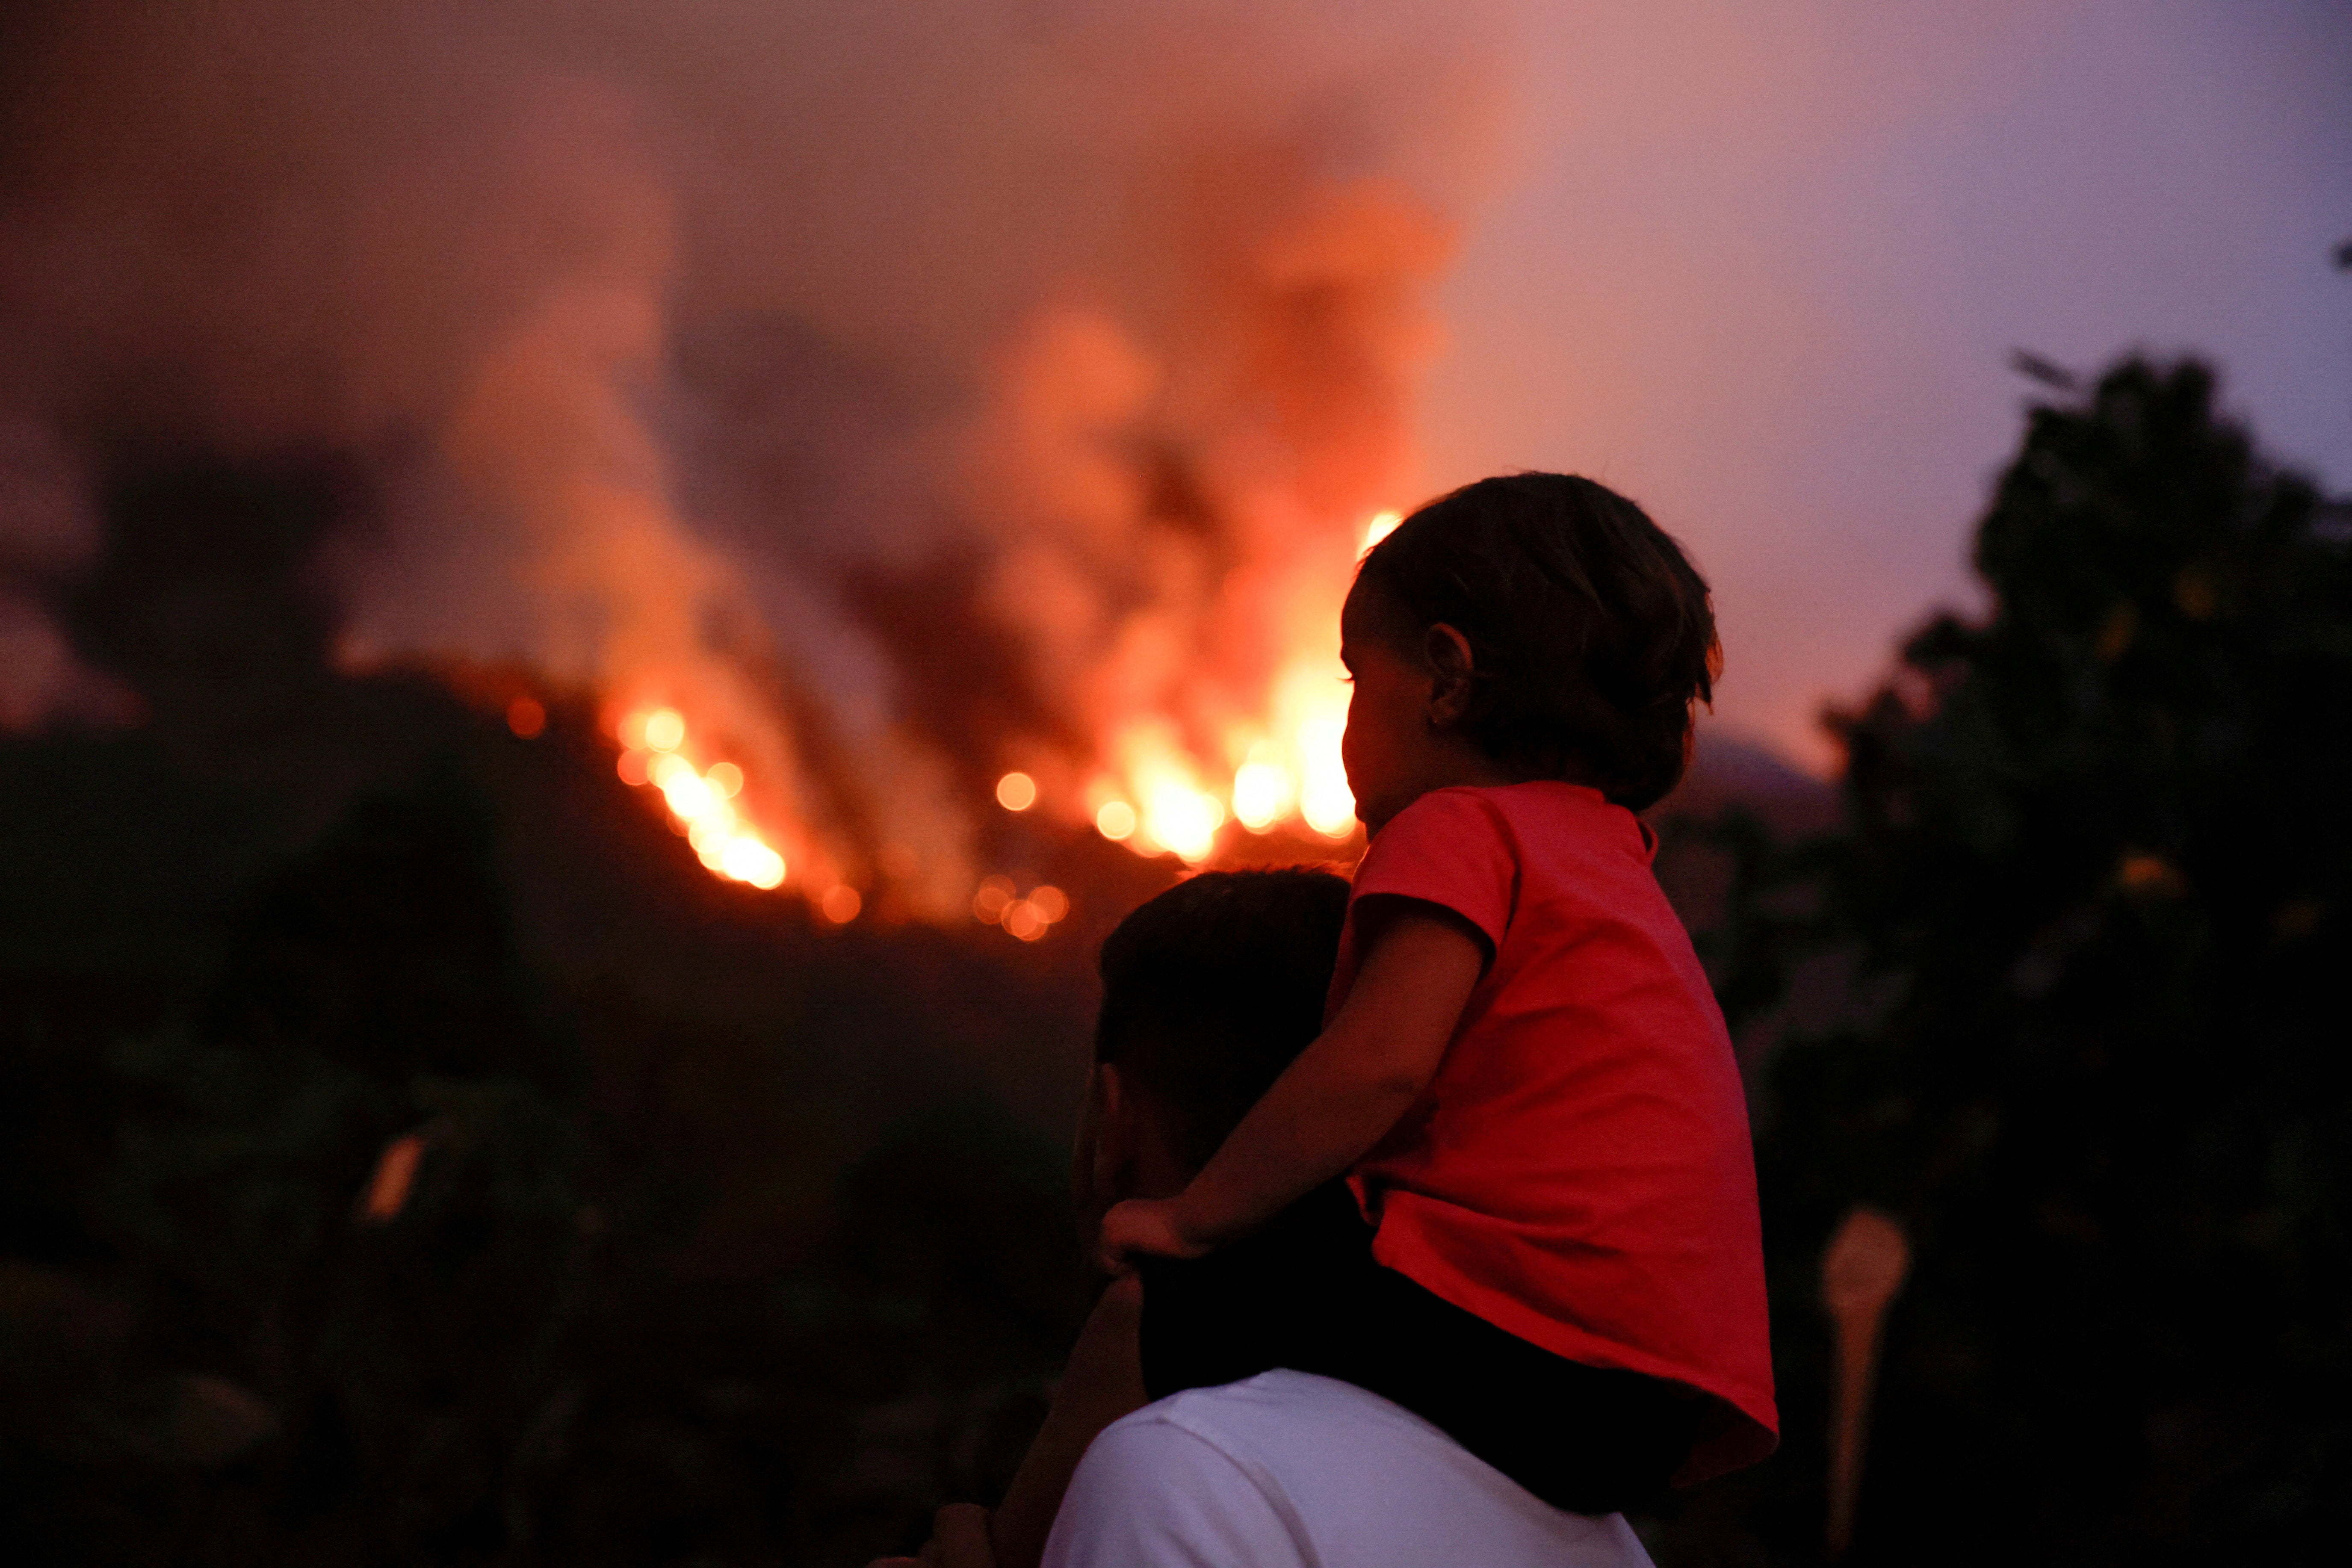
top-left (0, 0), bottom-right (1502, 911)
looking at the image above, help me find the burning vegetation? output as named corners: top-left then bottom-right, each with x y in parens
top-left (0, 0), bottom-right (1494, 930)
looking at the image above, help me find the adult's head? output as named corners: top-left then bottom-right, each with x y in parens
top-left (1349, 472), bottom-right (1721, 814)
top-left (1076, 868), bottom-right (1350, 1244)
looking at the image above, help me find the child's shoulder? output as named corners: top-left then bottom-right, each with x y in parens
top-left (1403, 782), bottom-right (1655, 879)
top-left (1363, 783), bottom-right (1643, 900)
top-left (1403, 780), bottom-right (1625, 835)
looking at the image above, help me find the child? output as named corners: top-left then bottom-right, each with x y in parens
top-left (1099, 472), bottom-right (1779, 1498)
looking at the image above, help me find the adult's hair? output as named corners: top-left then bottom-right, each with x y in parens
top-left (1095, 868), bottom-right (1351, 1170)
top-left (1357, 472), bottom-right (1721, 812)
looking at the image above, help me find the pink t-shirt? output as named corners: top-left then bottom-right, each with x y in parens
top-left (1332, 782), bottom-right (1777, 1482)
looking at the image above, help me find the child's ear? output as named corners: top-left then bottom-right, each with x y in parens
top-left (1423, 623), bottom-right (1477, 726)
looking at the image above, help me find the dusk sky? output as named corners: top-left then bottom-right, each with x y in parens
top-left (1424, 0), bottom-right (2352, 768)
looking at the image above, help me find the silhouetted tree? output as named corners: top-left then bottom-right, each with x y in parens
top-left (1694, 359), bottom-right (2352, 1567)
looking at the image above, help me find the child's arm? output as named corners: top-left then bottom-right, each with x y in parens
top-left (1096, 902), bottom-right (1486, 1270)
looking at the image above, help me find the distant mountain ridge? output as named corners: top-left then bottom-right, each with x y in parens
top-left (1655, 728), bottom-right (1840, 841)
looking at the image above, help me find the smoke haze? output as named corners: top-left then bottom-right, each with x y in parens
top-left (17, 2), bottom-right (2331, 874)
top-left (0, 0), bottom-right (1503, 907)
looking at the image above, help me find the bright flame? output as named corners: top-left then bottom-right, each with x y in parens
top-left (720, 838), bottom-right (786, 888)
top-left (1141, 778), bottom-right (1225, 863)
top-left (643, 708), bottom-right (686, 752)
top-left (1062, 510), bottom-right (1384, 860)
top-left (1296, 714), bottom-right (1355, 839)
top-left (1231, 756), bottom-right (1294, 833)
top-left (659, 770), bottom-right (714, 819)
top-left (615, 708), bottom-right (791, 893)
top-left (612, 494), bottom-right (1384, 894)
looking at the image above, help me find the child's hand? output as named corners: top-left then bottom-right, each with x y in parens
top-left (1094, 1197), bottom-right (1209, 1275)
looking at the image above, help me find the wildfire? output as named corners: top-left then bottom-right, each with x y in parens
top-left (467, 163), bottom-right (1431, 921)
top-left (603, 503), bottom-right (1387, 927)
top-left (1079, 669), bottom-right (1356, 862)
top-left (615, 707), bottom-right (788, 891)
top-left (1033, 507), bottom-right (1396, 864)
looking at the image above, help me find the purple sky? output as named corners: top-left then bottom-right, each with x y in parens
top-left (1422, 1), bottom-right (2352, 768)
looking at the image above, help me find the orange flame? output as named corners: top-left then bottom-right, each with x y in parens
top-left (615, 706), bottom-right (787, 890)
top-left (955, 170), bottom-right (1445, 872)
top-left (1064, 511), bottom-right (1390, 864)
top-left (549, 169), bottom-right (1436, 912)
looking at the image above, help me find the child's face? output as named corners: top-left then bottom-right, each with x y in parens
top-left (1339, 580), bottom-right (1445, 835)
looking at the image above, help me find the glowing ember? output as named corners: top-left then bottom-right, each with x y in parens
top-left (615, 707), bottom-right (790, 892)
top-left (820, 884), bottom-right (863, 923)
top-left (1095, 800), bottom-right (1137, 841)
top-left (359, 1132), bottom-right (428, 1223)
top-left (973, 875), bottom-right (1017, 923)
top-left (969, 876), bottom-right (1069, 940)
top-left (996, 771), bottom-right (1038, 811)
top-left (506, 696), bottom-right (546, 738)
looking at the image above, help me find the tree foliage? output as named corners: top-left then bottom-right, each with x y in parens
top-left (1693, 359), bottom-right (2352, 1565)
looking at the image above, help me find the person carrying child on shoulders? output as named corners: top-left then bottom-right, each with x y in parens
top-left (1099, 471), bottom-right (1779, 1509)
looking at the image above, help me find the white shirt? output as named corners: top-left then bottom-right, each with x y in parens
top-left (1040, 1370), bottom-right (1658, 1568)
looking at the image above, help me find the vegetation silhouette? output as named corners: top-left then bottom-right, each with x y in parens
top-left (1672, 357), bottom-right (2351, 1566)
top-left (0, 462), bottom-right (1105, 1565)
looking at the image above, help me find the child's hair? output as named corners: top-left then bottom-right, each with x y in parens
top-left (1356, 472), bottom-right (1721, 812)
top-left (1095, 868), bottom-right (1351, 1169)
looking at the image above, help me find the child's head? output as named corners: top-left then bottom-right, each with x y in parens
top-left (1344, 473), bottom-right (1720, 819)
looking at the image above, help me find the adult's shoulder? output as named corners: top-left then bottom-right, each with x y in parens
top-left (1040, 1395), bottom-right (1311, 1568)
top-left (1368, 781), bottom-right (1635, 871)
top-left (1055, 1372), bottom-right (1658, 1568)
